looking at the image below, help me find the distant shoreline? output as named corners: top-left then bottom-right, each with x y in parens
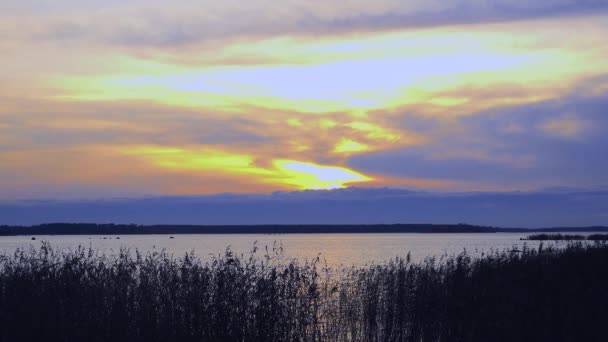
top-left (1, 223), bottom-right (608, 236)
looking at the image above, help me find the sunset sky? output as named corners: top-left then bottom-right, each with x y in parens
top-left (2, 1), bottom-right (608, 199)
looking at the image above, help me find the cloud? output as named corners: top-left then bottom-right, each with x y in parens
top-left (4, 1), bottom-right (607, 48)
top-left (349, 87), bottom-right (608, 189)
top-left (1, 187), bottom-right (607, 227)
top-left (1, 3), bottom-right (607, 199)
top-left (541, 117), bottom-right (587, 138)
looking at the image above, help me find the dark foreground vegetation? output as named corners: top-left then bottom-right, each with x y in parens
top-left (525, 233), bottom-right (608, 241)
top-left (1, 223), bottom-right (608, 235)
top-left (1, 243), bottom-right (607, 342)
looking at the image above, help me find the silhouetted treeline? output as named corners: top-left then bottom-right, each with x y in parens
top-left (525, 233), bottom-right (587, 240)
top-left (0, 223), bottom-right (496, 235)
top-left (1, 242), bottom-right (607, 341)
top-left (1, 223), bottom-right (608, 235)
top-left (525, 233), bottom-right (608, 241)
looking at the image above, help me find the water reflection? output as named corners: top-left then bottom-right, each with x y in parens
top-left (0, 233), bottom-right (578, 267)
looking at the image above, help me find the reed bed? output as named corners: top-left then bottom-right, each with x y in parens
top-left (1, 242), bottom-right (607, 342)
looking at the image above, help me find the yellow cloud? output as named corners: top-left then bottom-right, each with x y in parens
top-left (286, 118), bottom-right (303, 127)
top-left (124, 146), bottom-right (372, 190)
top-left (346, 121), bottom-right (400, 141)
top-left (319, 119), bottom-right (338, 128)
top-left (333, 138), bottom-right (369, 154)
top-left (272, 159), bottom-right (372, 190)
top-left (124, 146), bottom-right (269, 174)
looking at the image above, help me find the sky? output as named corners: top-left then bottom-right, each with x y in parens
top-left (1, 1), bottom-right (608, 205)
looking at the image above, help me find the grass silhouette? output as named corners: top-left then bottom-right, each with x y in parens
top-left (1, 241), bottom-right (607, 341)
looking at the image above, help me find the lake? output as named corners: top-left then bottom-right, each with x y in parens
top-left (0, 233), bottom-right (578, 266)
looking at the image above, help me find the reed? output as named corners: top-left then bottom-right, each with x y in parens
top-left (1, 241), bottom-right (607, 342)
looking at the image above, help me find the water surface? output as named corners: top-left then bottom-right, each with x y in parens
top-left (0, 233), bottom-right (575, 266)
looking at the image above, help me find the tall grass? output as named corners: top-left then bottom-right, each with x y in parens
top-left (1, 242), bottom-right (607, 342)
